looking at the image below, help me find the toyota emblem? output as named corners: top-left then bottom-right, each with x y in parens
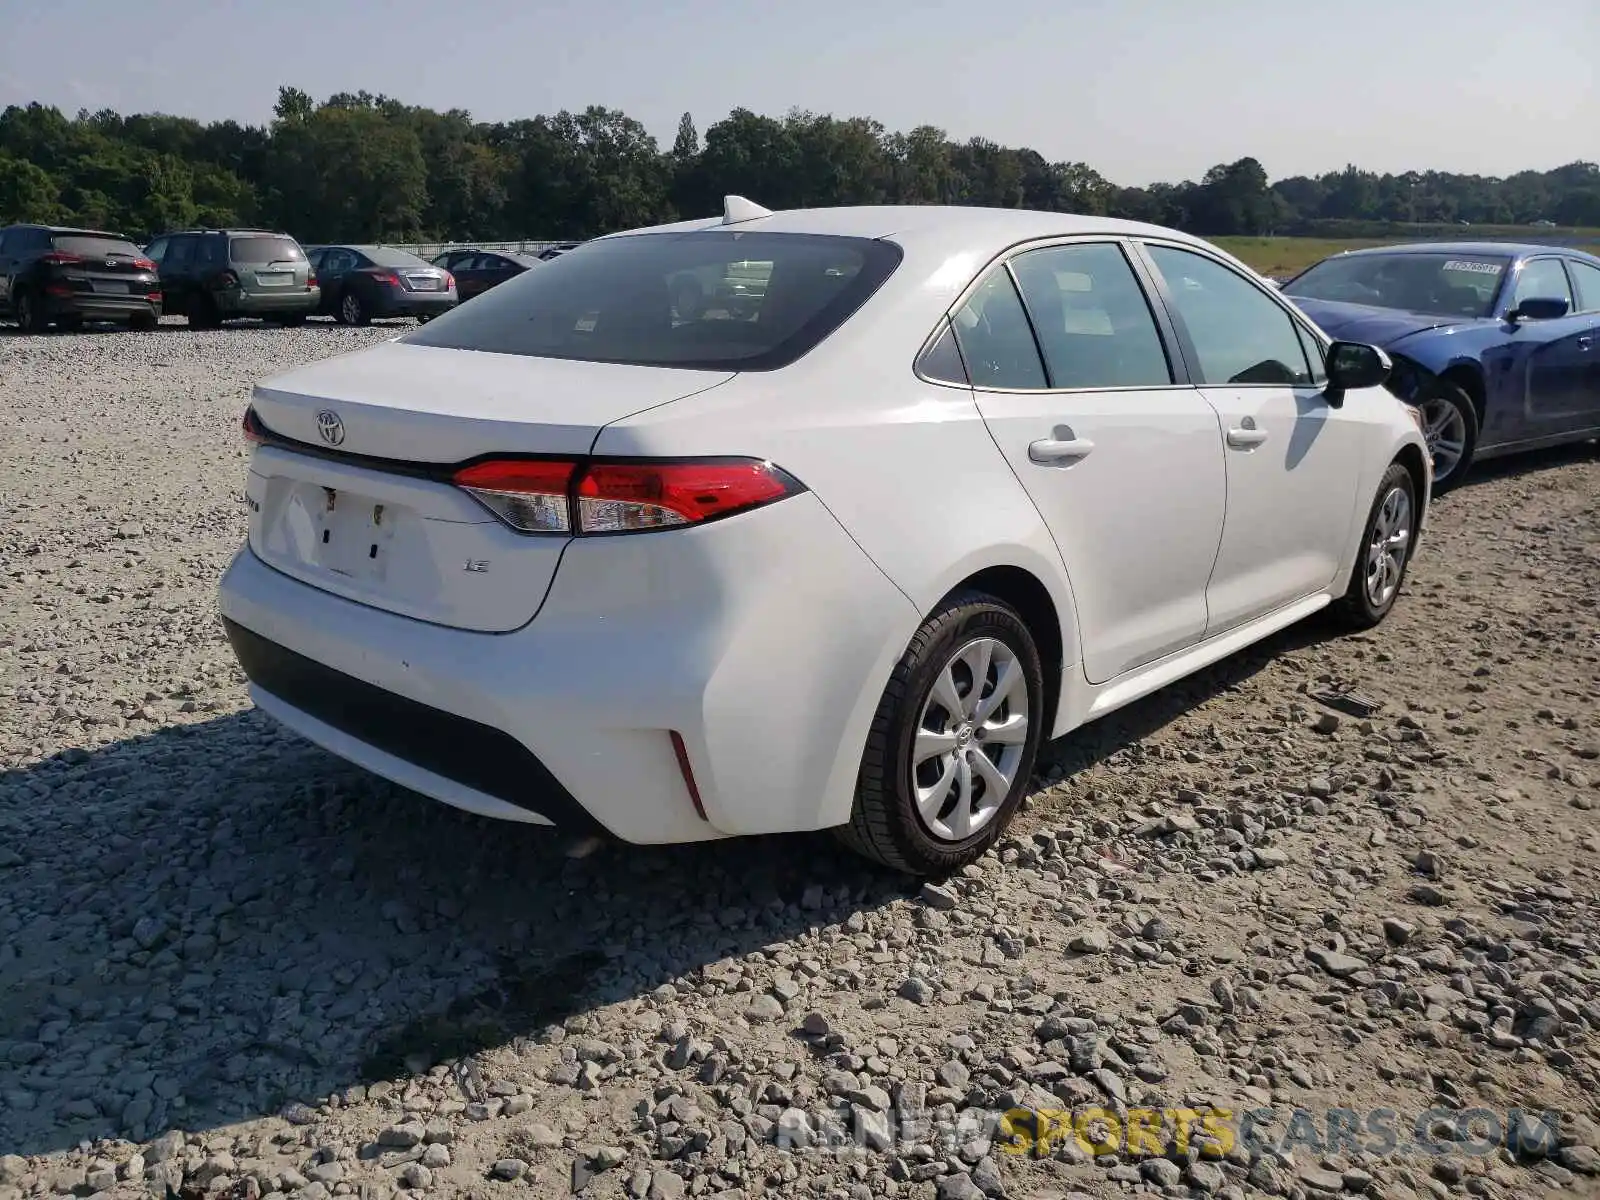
top-left (316, 410), bottom-right (345, 446)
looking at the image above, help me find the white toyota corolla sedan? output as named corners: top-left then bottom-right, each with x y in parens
top-left (218, 199), bottom-right (1430, 875)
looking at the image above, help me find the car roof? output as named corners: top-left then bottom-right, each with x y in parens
top-left (1333, 241), bottom-right (1587, 261)
top-left (6, 224), bottom-right (131, 238)
top-left (598, 204), bottom-right (1219, 257)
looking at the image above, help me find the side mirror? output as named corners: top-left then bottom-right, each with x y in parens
top-left (1508, 296), bottom-right (1570, 322)
top-left (1324, 341), bottom-right (1391, 405)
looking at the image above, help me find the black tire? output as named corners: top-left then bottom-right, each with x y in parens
top-left (836, 591), bottom-right (1045, 875)
top-left (338, 290), bottom-right (369, 327)
top-left (186, 294), bottom-right (220, 330)
top-left (1417, 380), bottom-right (1478, 492)
top-left (14, 289), bottom-right (47, 334)
top-left (127, 311), bottom-right (158, 331)
top-left (1333, 462), bottom-right (1419, 631)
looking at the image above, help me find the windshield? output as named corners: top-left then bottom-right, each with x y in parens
top-left (1286, 252), bottom-right (1509, 318)
top-left (51, 234), bottom-right (145, 259)
top-left (402, 231), bottom-right (903, 371)
top-left (230, 236), bottom-right (305, 264)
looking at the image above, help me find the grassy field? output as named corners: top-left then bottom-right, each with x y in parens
top-left (1216, 233), bottom-right (1600, 279)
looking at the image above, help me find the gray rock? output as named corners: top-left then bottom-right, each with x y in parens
top-left (647, 1168), bottom-right (686, 1200)
top-left (1306, 945), bottom-right (1366, 978)
top-left (1141, 1158), bottom-right (1182, 1187)
top-left (490, 1159), bottom-right (527, 1181)
top-left (898, 977), bottom-right (935, 1005)
top-left (935, 1173), bottom-right (986, 1200)
top-left (920, 882), bottom-right (959, 910)
top-left (1069, 928), bottom-right (1111, 954)
top-left (745, 994), bottom-right (785, 1022)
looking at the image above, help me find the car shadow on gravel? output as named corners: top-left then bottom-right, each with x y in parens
top-left (0, 601), bottom-right (1391, 1156)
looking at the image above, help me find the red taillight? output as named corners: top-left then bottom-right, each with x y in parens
top-left (443, 272), bottom-right (455, 290)
top-left (45, 282), bottom-right (72, 297)
top-left (450, 458), bottom-right (803, 535)
top-left (371, 271), bottom-right (400, 286)
top-left (577, 461), bottom-right (797, 532)
top-left (669, 731), bottom-right (708, 822)
top-left (452, 459), bottom-right (579, 533)
top-left (242, 406), bottom-right (265, 444)
top-left (39, 252), bottom-right (83, 266)
top-left (147, 291), bottom-right (162, 302)
top-left (307, 272), bottom-right (318, 289)
top-left (132, 257), bottom-right (156, 271)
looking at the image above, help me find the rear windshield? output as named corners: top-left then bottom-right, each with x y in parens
top-left (364, 246), bottom-right (431, 268)
top-left (51, 234), bottom-right (145, 259)
top-left (402, 231), bottom-right (903, 370)
top-left (1286, 252), bottom-right (1510, 318)
top-left (230, 236), bottom-right (305, 264)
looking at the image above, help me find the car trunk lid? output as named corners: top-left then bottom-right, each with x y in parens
top-left (47, 234), bottom-right (157, 299)
top-left (244, 341), bottom-right (734, 631)
top-left (230, 235), bottom-right (312, 295)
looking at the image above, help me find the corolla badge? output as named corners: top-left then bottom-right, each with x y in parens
top-left (315, 410), bottom-right (345, 446)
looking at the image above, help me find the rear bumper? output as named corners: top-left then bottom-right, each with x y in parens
top-left (44, 294), bottom-right (161, 320)
top-left (220, 287), bottom-right (321, 315)
top-left (375, 291), bottom-right (458, 318)
top-left (217, 492), bottom-right (917, 844)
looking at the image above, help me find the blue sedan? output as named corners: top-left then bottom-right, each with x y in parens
top-left (1284, 242), bottom-right (1600, 486)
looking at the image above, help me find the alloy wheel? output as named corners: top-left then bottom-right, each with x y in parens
top-left (1364, 485), bottom-right (1413, 608)
top-left (1418, 396), bottom-right (1468, 483)
top-left (911, 636), bottom-right (1030, 842)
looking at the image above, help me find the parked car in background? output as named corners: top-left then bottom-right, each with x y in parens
top-left (220, 199), bottom-right (1427, 876)
top-left (429, 249), bottom-right (540, 302)
top-left (146, 229), bottom-right (319, 329)
top-left (1284, 242), bottom-right (1600, 487)
top-left (307, 245), bottom-right (457, 325)
top-left (537, 242), bottom-right (583, 261)
top-left (0, 224), bottom-right (161, 332)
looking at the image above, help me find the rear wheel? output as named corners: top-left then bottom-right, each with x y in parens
top-left (836, 591), bottom-right (1044, 875)
top-left (1416, 380), bottom-right (1477, 490)
top-left (338, 291), bottom-right (369, 326)
top-left (14, 289), bottom-right (46, 334)
top-left (1333, 463), bottom-right (1418, 630)
top-left (186, 294), bottom-right (220, 330)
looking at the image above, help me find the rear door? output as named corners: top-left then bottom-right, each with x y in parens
top-left (0, 228), bottom-right (18, 310)
top-left (159, 234), bottom-right (197, 309)
top-left (317, 247), bottom-right (358, 312)
top-left (1138, 241), bottom-right (1361, 635)
top-left (953, 240), bottom-right (1227, 684)
top-left (1564, 258), bottom-right (1600, 427)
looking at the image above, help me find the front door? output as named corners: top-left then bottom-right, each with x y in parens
top-left (1139, 242), bottom-right (1363, 636)
top-left (1506, 256), bottom-right (1600, 434)
top-left (955, 240), bottom-right (1227, 684)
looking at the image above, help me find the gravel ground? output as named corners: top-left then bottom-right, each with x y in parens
top-left (2, 318), bottom-right (1599, 1200)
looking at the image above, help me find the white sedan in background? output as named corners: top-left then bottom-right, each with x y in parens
top-left (219, 198), bottom-right (1429, 876)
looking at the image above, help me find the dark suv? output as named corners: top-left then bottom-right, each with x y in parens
top-left (0, 224), bottom-right (162, 332)
top-left (146, 229), bottom-right (319, 328)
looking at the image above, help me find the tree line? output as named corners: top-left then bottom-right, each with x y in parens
top-left (1, 87), bottom-right (1596, 244)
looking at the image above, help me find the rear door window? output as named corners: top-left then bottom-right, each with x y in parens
top-left (404, 231), bottom-right (902, 371)
top-left (50, 233), bottom-right (146, 259)
top-left (230, 235), bottom-right (304, 265)
top-left (1008, 242), bottom-right (1172, 388)
top-left (1568, 259), bottom-right (1600, 313)
top-left (949, 267), bottom-right (1048, 390)
top-left (165, 236), bottom-right (195, 269)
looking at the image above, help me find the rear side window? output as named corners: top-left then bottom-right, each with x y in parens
top-left (365, 246), bottom-right (431, 269)
top-left (950, 268), bottom-right (1047, 390)
top-left (230, 236), bottom-right (305, 264)
top-left (50, 234), bottom-right (145, 259)
top-left (1008, 243), bottom-right (1172, 388)
top-left (1569, 259), bottom-right (1600, 312)
top-left (1511, 258), bottom-right (1573, 310)
top-left (404, 231), bottom-right (902, 371)
top-left (916, 320), bottom-right (969, 385)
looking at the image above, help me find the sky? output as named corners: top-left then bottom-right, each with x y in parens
top-left (0, 0), bottom-right (1594, 187)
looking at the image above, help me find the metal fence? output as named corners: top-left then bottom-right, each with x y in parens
top-left (382, 239), bottom-right (569, 259)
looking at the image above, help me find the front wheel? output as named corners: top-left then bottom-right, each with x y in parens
top-left (1333, 462), bottom-right (1419, 630)
top-left (1415, 381), bottom-right (1477, 490)
top-left (836, 592), bottom-right (1044, 875)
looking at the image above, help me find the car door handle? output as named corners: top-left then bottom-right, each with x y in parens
top-left (1579, 335), bottom-right (1594, 350)
top-left (1028, 435), bottom-right (1095, 463)
top-left (1226, 427), bottom-right (1270, 449)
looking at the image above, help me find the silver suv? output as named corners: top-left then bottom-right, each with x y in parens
top-left (145, 229), bottom-right (320, 328)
